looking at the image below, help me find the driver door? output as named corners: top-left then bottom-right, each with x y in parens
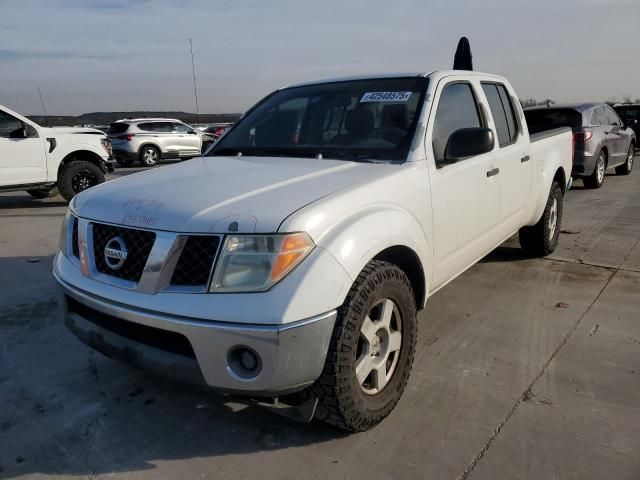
top-left (0, 109), bottom-right (46, 186)
top-left (427, 80), bottom-right (501, 289)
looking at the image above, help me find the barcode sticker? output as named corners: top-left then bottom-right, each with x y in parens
top-left (360, 91), bottom-right (412, 103)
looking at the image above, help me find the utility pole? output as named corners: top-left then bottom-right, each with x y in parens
top-left (37, 85), bottom-right (50, 127)
top-left (189, 38), bottom-right (200, 124)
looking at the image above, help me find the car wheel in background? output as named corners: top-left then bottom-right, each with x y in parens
top-left (26, 186), bottom-right (59, 199)
top-left (584, 150), bottom-right (606, 188)
top-left (58, 161), bottom-right (105, 202)
top-left (519, 180), bottom-right (563, 257)
top-left (140, 146), bottom-right (160, 167)
top-left (615, 144), bottom-right (634, 175)
top-left (312, 260), bottom-right (417, 432)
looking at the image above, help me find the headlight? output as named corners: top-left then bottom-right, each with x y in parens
top-left (100, 137), bottom-right (113, 157)
top-left (209, 233), bottom-right (314, 292)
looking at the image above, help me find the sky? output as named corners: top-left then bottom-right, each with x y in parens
top-left (1, 0), bottom-right (638, 116)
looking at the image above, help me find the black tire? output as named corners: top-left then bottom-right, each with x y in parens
top-left (26, 186), bottom-right (59, 199)
top-left (519, 180), bottom-right (563, 257)
top-left (312, 260), bottom-right (417, 432)
top-left (615, 143), bottom-right (634, 175)
top-left (583, 150), bottom-right (606, 188)
top-left (58, 161), bottom-right (105, 202)
top-left (139, 145), bottom-right (161, 167)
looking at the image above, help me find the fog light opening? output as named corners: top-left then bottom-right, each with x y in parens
top-left (227, 346), bottom-right (262, 379)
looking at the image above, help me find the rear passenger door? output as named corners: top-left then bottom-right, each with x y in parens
top-left (480, 82), bottom-right (531, 233)
top-left (427, 79), bottom-right (501, 289)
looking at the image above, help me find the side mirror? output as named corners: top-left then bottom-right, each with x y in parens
top-left (9, 125), bottom-right (27, 139)
top-left (444, 127), bottom-right (495, 163)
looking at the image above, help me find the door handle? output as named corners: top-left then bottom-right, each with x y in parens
top-left (486, 168), bottom-right (500, 177)
top-left (521, 155), bottom-right (530, 163)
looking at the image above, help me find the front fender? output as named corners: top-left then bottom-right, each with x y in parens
top-left (313, 205), bottom-right (431, 308)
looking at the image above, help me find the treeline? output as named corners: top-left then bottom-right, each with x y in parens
top-left (27, 111), bottom-right (242, 127)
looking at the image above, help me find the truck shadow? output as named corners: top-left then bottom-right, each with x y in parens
top-left (0, 194), bottom-right (68, 210)
top-left (481, 245), bottom-right (532, 263)
top-left (0, 277), bottom-right (348, 479)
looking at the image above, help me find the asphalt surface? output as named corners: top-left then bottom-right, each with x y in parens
top-left (1, 159), bottom-right (639, 479)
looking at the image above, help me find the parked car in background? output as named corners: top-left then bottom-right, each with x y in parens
top-left (525, 103), bottom-right (636, 188)
top-left (107, 118), bottom-right (203, 167)
top-left (0, 104), bottom-right (114, 201)
top-left (613, 104), bottom-right (640, 148)
top-left (55, 70), bottom-right (573, 431)
top-left (200, 123), bottom-right (233, 151)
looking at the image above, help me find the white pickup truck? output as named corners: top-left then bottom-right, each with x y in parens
top-left (0, 104), bottom-right (114, 201)
top-left (54, 70), bottom-right (572, 431)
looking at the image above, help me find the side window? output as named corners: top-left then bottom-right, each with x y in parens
top-left (481, 83), bottom-right (518, 147)
top-left (482, 84), bottom-right (510, 146)
top-left (154, 122), bottom-right (173, 133)
top-left (137, 122), bottom-right (154, 132)
top-left (590, 109), bottom-right (600, 126)
top-left (432, 83), bottom-right (482, 165)
top-left (605, 107), bottom-right (622, 126)
top-left (172, 123), bottom-right (190, 133)
top-left (0, 110), bottom-right (24, 138)
top-left (497, 85), bottom-right (519, 142)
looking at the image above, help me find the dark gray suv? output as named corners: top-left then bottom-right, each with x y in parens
top-left (525, 103), bottom-right (636, 188)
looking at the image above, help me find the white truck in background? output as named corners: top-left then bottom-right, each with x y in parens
top-left (54, 70), bottom-right (572, 431)
top-left (0, 104), bottom-right (114, 201)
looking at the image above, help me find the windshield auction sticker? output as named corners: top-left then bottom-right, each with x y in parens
top-left (360, 91), bottom-right (412, 102)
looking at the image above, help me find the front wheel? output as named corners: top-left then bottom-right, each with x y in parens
top-left (312, 260), bottom-right (417, 432)
top-left (615, 144), bottom-right (634, 175)
top-left (58, 161), bottom-right (105, 202)
top-left (519, 180), bottom-right (563, 257)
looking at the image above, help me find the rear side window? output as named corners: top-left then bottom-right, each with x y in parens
top-left (482, 84), bottom-right (510, 146)
top-left (107, 123), bottom-right (129, 134)
top-left (432, 82), bottom-right (482, 165)
top-left (524, 108), bottom-right (582, 133)
top-left (590, 108), bottom-right (603, 126)
top-left (137, 122), bottom-right (157, 132)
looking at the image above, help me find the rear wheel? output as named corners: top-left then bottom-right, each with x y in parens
top-left (139, 146), bottom-right (160, 167)
top-left (519, 180), bottom-right (563, 257)
top-left (58, 161), bottom-right (105, 201)
top-left (615, 144), bottom-right (634, 175)
top-left (27, 186), bottom-right (58, 199)
top-left (312, 260), bottom-right (417, 432)
top-left (584, 150), bottom-right (606, 188)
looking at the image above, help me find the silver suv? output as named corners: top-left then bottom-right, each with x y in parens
top-left (525, 103), bottom-right (636, 188)
top-left (107, 119), bottom-right (203, 167)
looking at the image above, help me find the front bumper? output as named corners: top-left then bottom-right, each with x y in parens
top-left (56, 275), bottom-right (337, 395)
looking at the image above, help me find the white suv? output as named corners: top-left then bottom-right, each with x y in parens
top-left (107, 119), bottom-right (203, 167)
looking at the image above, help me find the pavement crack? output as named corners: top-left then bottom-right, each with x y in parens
top-left (456, 267), bottom-right (618, 480)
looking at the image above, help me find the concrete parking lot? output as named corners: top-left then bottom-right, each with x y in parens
top-left (1, 159), bottom-right (639, 479)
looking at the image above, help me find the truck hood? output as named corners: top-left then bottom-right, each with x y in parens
top-left (43, 127), bottom-right (105, 136)
top-left (73, 156), bottom-right (395, 233)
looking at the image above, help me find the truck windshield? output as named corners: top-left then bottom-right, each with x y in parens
top-left (208, 77), bottom-right (428, 162)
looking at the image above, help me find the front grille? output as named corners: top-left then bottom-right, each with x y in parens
top-left (66, 296), bottom-right (196, 358)
top-left (92, 223), bottom-right (156, 282)
top-left (71, 217), bottom-right (79, 258)
top-left (170, 235), bottom-right (221, 286)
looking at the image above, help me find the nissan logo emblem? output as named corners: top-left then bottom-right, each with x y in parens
top-left (104, 236), bottom-right (128, 270)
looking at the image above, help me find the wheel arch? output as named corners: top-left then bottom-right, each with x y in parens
top-left (373, 245), bottom-right (426, 310)
top-left (138, 142), bottom-right (161, 157)
top-left (57, 150), bottom-right (103, 178)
